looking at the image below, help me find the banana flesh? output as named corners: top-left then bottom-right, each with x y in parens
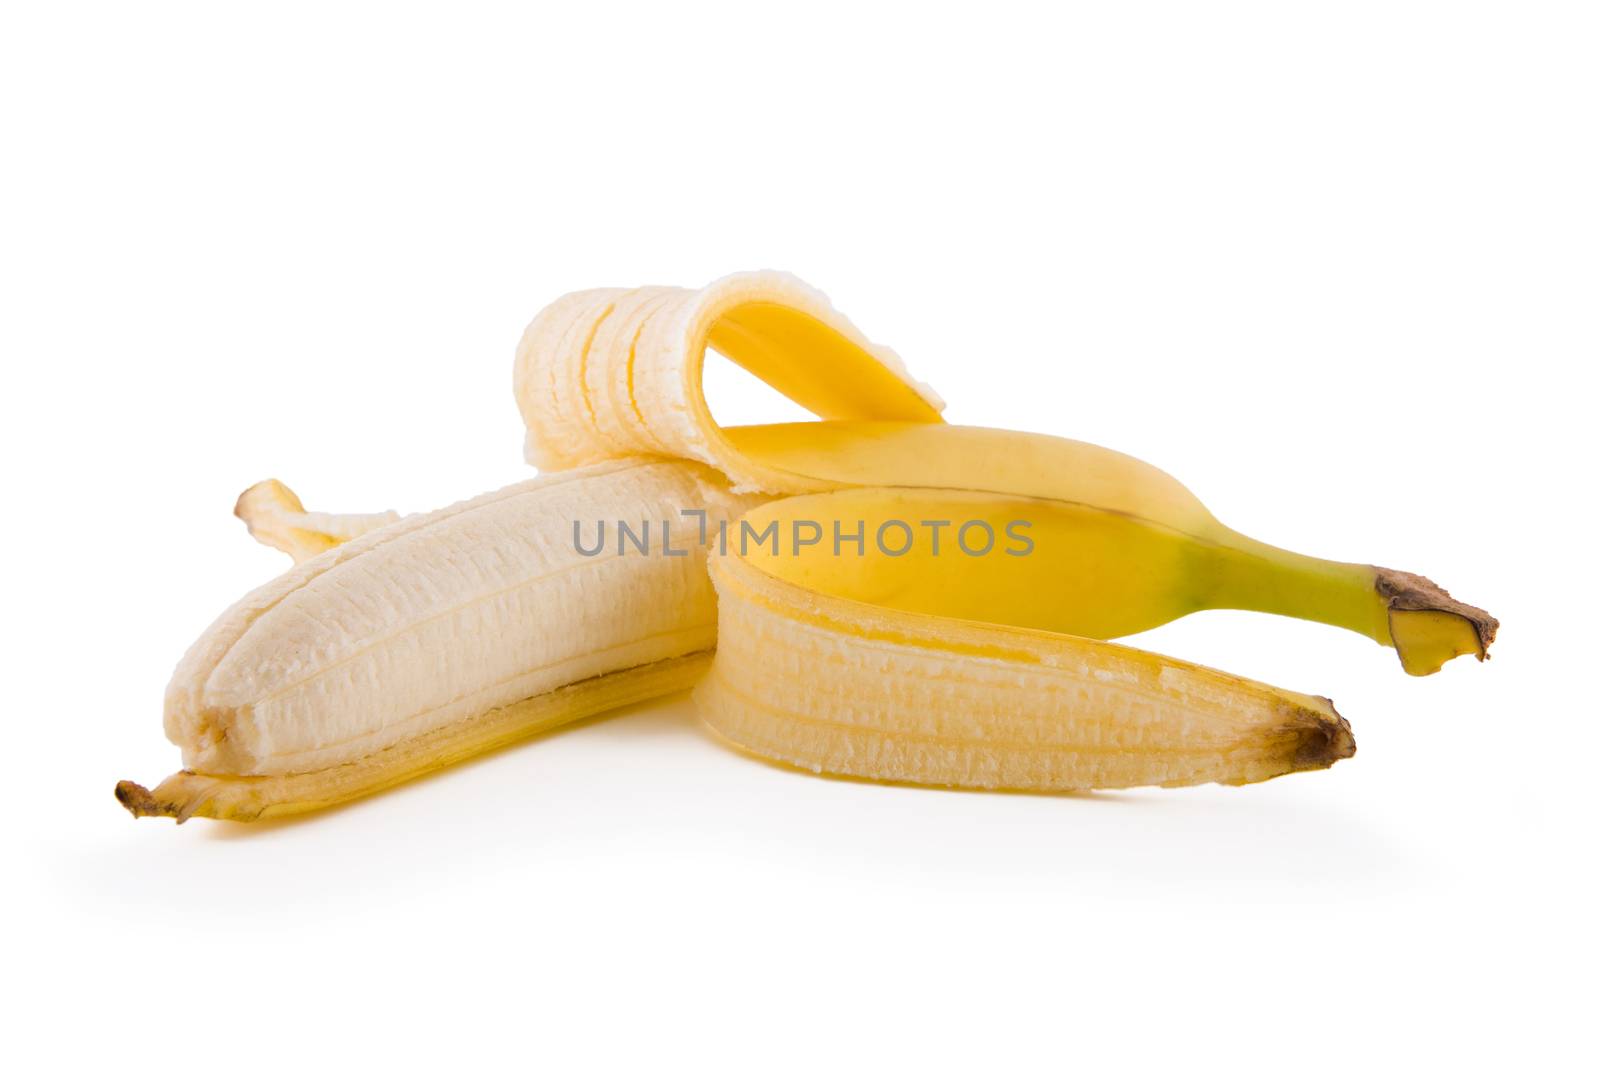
top-left (120, 271), bottom-right (1495, 820)
top-left (116, 653), bottom-right (712, 821)
top-left (122, 459), bottom-right (752, 820)
top-left (172, 460), bottom-right (747, 777)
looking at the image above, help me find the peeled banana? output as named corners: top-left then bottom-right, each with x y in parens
top-left (118, 272), bottom-right (1495, 821)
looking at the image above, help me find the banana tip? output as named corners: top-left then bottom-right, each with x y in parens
top-left (1375, 567), bottom-right (1500, 656)
top-left (1294, 700), bottom-right (1357, 770)
top-left (115, 779), bottom-right (180, 821)
top-left (234, 478), bottom-right (303, 523)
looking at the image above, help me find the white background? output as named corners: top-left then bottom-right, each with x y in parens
top-left (5, 2), bottom-right (1595, 1063)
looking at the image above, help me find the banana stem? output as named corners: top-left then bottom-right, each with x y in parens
top-left (1201, 528), bottom-right (1498, 675)
top-left (1206, 533), bottom-right (1392, 645)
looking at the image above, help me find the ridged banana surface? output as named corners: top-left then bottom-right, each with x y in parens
top-left (119, 272), bottom-right (1496, 821)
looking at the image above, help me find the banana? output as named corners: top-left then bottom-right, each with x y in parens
top-left (119, 271), bottom-right (1494, 820)
top-left (515, 272), bottom-right (1491, 791)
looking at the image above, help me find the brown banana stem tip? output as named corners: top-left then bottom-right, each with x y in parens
top-left (1375, 567), bottom-right (1500, 651)
top-left (1291, 700), bottom-right (1357, 771)
top-left (115, 773), bottom-right (222, 823)
top-left (115, 779), bottom-right (182, 820)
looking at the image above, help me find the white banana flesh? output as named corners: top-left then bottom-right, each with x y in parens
top-left (121, 460), bottom-right (751, 818)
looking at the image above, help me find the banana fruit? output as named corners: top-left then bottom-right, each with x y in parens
top-left (118, 272), bottom-right (1495, 821)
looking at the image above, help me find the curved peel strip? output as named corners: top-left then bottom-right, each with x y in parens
top-left (701, 545), bottom-right (1354, 790)
top-left (515, 271), bottom-right (945, 492)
